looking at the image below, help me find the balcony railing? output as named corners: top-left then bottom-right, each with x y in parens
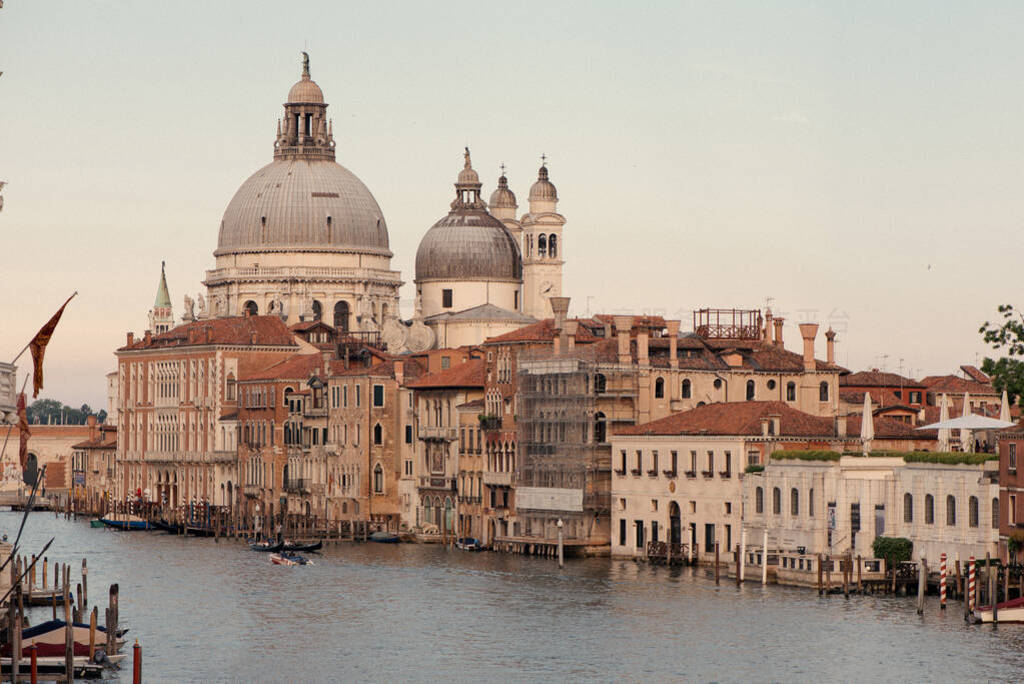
top-left (479, 416), bottom-right (502, 431)
top-left (283, 478), bottom-right (310, 494)
top-left (418, 475), bottom-right (457, 490)
top-left (418, 426), bottom-right (458, 441)
top-left (483, 471), bottom-right (512, 486)
top-left (243, 484), bottom-right (260, 498)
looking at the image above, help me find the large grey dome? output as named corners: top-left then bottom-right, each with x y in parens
top-left (215, 158), bottom-right (391, 256)
top-left (415, 210), bottom-right (522, 282)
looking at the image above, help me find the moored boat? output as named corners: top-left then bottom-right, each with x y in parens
top-left (99, 516), bottom-right (153, 531)
top-left (0, 619), bottom-right (127, 658)
top-left (152, 519), bottom-right (182, 534)
top-left (250, 540), bottom-right (284, 552)
top-left (281, 539), bottom-right (323, 553)
top-left (974, 596), bottom-right (1024, 623)
top-left (89, 519), bottom-right (105, 528)
top-left (269, 552), bottom-right (313, 566)
top-left (369, 531), bottom-right (400, 543)
top-left (455, 537), bottom-right (484, 551)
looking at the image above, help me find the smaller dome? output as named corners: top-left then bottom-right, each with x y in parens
top-left (529, 165), bottom-right (558, 202)
top-left (458, 166), bottom-right (479, 185)
top-left (288, 78), bottom-right (324, 104)
top-left (489, 174), bottom-right (517, 209)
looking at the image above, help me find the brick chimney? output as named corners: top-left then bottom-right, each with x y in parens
top-left (87, 414), bottom-right (97, 440)
top-left (773, 318), bottom-right (784, 347)
top-left (614, 316), bottom-right (633, 365)
top-left (764, 309), bottom-right (774, 343)
top-left (637, 328), bottom-right (649, 366)
top-left (564, 321), bottom-right (578, 351)
top-left (550, 297), bottom-right (570, 331)
top-left (126, 332), bottom-right (134, 346)
top-left (825, 327), bottom-right (836, 364)
top-left (666, 320), bottom-right (680, 368)
top-left (394, 359), bottom-right (404, 385)
top-left (143, 330), bottom-right (152, 345)
top-left (798, 323), bottom-right (819, 371)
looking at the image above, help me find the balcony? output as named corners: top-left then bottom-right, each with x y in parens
top-left (646, 469), bottom-right (659, 478)
top-left (701, 470), bottom-right (714, 478)
top-left (662, 470), bottom-right (678, 479)
top-left (418, 475), bottom-right (457, 491)
top-left (283, 478), bottom-right (310, 494)
top-left (630, 468), bottom-right (642, 476)
top-left (418, 426), bottom-right (458, 441)
top-left (718, 471), bottom-right (732, 479)
top-left (613, 468), bottom-right (626, 476)
top-left (243, 484), bottom-right (260, 498)
top-left (479, 416), bottom-right (502, 431)
top-left (684, 470), bottom-right (697, 478)
top-left (483, 471), bottom-right (512, 487)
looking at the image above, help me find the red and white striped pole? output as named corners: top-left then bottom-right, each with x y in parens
top-left (939, 553), bottom-right (947, 610)
top-left (968, 556), bottom-right (976, 613)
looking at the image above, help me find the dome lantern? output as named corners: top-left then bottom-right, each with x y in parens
top-left (275, 52), bottom-right (334, 161)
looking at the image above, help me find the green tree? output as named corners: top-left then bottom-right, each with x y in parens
top-left (979, 304), bottom-right (1024, 405)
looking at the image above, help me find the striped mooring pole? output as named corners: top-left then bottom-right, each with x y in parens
top-left (939, 553), bottom-right (947, 609)
top-left (968, 556), bottom-right (976, 613)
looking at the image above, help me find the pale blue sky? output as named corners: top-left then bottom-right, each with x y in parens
top-left (2, 1), bottom-right (1021, 406)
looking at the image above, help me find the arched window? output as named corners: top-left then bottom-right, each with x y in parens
top-left (538, 234), bottom-right (547, 258)
top-left (373, 463), bottom-right (383, 493)
top-left (786, 382), bottom-right (796, 401)
top-left (903, 493), bottom-right (913, 523)
top-left (548, 234), bottom-right (558, 258)
top-left (594, 412), bottom-right (607, 444)
top-left (746, 380), bottom-right (755, 401)
top-left (772, 487), bottom-right (781, 515)
top-left (283, 387), bottom-right (294, 407)
top-left (993, 498), bottom-right (1000, 528)
top-left (819, 382), bottom-right (829, 402)
top-left (594, 373), bottom-right (606, 394)
top-left (243, 300), bottom-right (258, 316)
top-left (334, 301), bottom-right (350, 332)
top-left (654, 377), bottom-right (665, 399)
top-left (969, 496), bottom-right (979, 528)
top-left (681, 379), bottom-right (692, 399)
top-left (755, 487), bottom-right (764, 514)
top-left (311, 300), bottom-right (323, 321)
top-left (373, 423), bottom-right (383, 445)
top-left (790, 488), bottom-right (799, 516)
top-left (925, 494), bottom-right (934, 524)
top-left (946, 495), bottom-right (956, 526)
top-left (226, 373), bottom-right (236, 401)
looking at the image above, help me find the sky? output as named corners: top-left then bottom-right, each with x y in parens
top-left (1, 0), bottom-right (1021, 407)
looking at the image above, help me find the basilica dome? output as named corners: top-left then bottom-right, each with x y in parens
top-left (415, 150), bottom-right (522, 282)
top-left (215, 159), bottom-right (390, 256)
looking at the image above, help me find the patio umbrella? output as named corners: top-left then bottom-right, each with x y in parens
top-left (961, 392), bottom-right (972, 452)
top-left (917, 414), bottom-right (1016, 430)
top-left (937, 393), bottom-right (950, 452)
top-left (860, 393), bottom-right (874, 455)
top-left (1000, 389), bottom-right (1011, 423)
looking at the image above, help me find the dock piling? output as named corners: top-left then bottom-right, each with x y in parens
top-left (939, 553), bottom-right (947, 610)
top-left (916, 556), bottom-right (926, 615)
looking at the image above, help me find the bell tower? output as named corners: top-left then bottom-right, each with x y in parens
top-left (148, 261), bottom-right (174, 334)
top-left (520, 159), bottom-right (565, 318)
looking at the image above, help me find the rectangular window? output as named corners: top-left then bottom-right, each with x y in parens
top-left (1012, 495), bottom-right (1017, 525)
top-left (670, 451), bottom-right (678, 474)
top-left (635, 520), bottom-right (644, 549)
top-left (620, 450), bottom-right (627, 473)
top-left (343, 385), bottom-right (348, 408)
top-left (1010, 443), bottom-right (1018, 472)
top-left (690, 451), bottom-right (697, 473)
top-left (356, 385), bottom-right (362, 407)
top-left (441, 356), bottom-right (451, 369)
top-left (651, 499), bottom-right (658, 512)
top-left (724, 451), bottom-right (731, 475)
top-left (405, 425), bottom-right (413, 444)
top-left (651, 451), bottom-right (658, 474)
top-left (651, 521), bottom-right (659, 544)
top-left (405, 460), bottom-right (412, 476)
top-left (635, 450), bottom-right (642, 473)
top-left (619, 518), bottom-right (627, 546)
top-left (707, 451), bottom-right (714, 474)
top-left (373, 384), bottom-right (385, 407)
top-left (747, 450), bottom-right (760, 467)
top-left (809, 488), bottom-right (814, 517)
top-left (442, 289), bottom-right (453, 308)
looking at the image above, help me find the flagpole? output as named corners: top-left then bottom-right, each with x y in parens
top-left (0, 374), bottom-right (30, 466)
top-left (9, 291), bottom-right (78, 365)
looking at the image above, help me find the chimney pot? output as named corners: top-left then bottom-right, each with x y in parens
top-left (126, 332), bottom-right (134, 346)
top-left (666, 320), bottom-right (680, 368)
top-left (764, 309), bottom-right (774, 343)
top-left (773, 318), bottom-right (785, 347)
top-left (825, 327), bottom-right (837, 365)
top-left (394, 359), bottom-right (405, 386)
top-left (613, 316), bottom-right (633, 365)
top-left (798, 323), bottom-right (819, 371)
top-left (638, 329), bottom-right (650, 366)
top-left (550, 296), bottom-right (570, 331)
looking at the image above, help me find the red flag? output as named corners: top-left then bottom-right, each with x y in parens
top-left (28, 293), bottom-right (76, 398)
top-left (16, 392), bottom-right (30, 470)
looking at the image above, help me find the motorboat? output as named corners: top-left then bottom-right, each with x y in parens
top-left (269, 552), bottom-right (313, 566)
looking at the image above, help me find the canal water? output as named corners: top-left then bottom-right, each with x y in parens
top-left (3, 512), bottom-right (1024, 683)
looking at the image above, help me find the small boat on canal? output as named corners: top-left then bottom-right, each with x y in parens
top-left (250, 539), bottom-right (284, 552)
top-left (99, 516), bottom-right (154, 531)
top-left (456, 537), bottom-right (484, 551)
top-left (152, 519), bottom-right (182, 534)
top-left (269, 552), bottom-right (313, 566)
top-left (282, 539), bottom-right (323, 553)
top-left (369, 531), bottom-right (400, 543)
top-left (974, 596), bottom-right (1024, 623)
top-left (89, 519), bottom-right (105, 528)
top-left (1, 619), bottom-right (128, 658)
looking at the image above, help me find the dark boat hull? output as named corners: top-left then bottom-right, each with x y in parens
top-left (250, 541), bottom-right (284, 552)
top-left (282, 540), bottom-right (323, 552)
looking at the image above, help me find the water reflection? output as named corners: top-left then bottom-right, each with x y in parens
top-left (2, 512), bottom-right (1023, 682)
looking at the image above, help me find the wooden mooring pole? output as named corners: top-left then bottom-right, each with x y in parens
top-left (714, 542), bottom-right (720, 585)
top-left (916, 556), bottom-right (926, 615)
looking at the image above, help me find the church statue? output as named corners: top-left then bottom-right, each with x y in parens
top-left (196, 292), bottom-right (207, 318)
top-left (182, 294), bottom-right (196, 321)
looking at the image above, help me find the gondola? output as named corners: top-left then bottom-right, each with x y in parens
top-left (152, 519), bottom-right (182, 534)
top-left (369, 531), bottom-right (400, 543)
top-left (281, 539), bottom-right (323, 553)
top-left (1, 619), bottom-right (128, 658)
top-left (99, 516), bottom-right (153, 531)
top-left (250, 540), bottom-right (284, 552)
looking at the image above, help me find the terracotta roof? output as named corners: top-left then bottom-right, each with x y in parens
top-left (290, 320), bottom-right (335, 333)
top-left (71, 431), bottom-right (117, 450)
top-left (329, 357), bottom-right (426, 381)
top-left (614, 401), bottom-right (833, 437)
top-left (457, 398), bottom-right (485, 410)
top-left (483, 318), bottom-right (599, 344)
top-left (246, 353), bottom-right (326, 381)
top-left (960, 365), bottom-right (991, 384)
top-left (920, 375), bottom-right (997, 396)
top-left (848, 414), bottom-right (936, 440)
top-left (841, 371), bottom-right (925, 389)
top-left (406, 358), bottom-right (485, 389)
top-left (120, 316), bottom-right (298, 351)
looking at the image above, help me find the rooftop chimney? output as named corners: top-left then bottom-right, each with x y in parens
top-left (394, 359), bottom-right (404, 386)
top-left (564, 321), bottom-right (579, 351)
top-left (550, 296), bottom-right (570, 331)
top-left (773, 318), bottom-right (785, 347)
top-left (825, 327), bottom-right (837, 365)
top-left (798, 323), bottom-right (819, 371)
top-left (614, 316), bottom-right (633, 366)
top-left (637, 328), bottom-right (649, 366)
top-left (666, 320), bottom-right (680, 368)
top-left (764, 309), bottom-right (774, 343)
top-left (143, 330), bottom-right (152, 345)
top-left (126, 332), bottom-right (134, 346)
